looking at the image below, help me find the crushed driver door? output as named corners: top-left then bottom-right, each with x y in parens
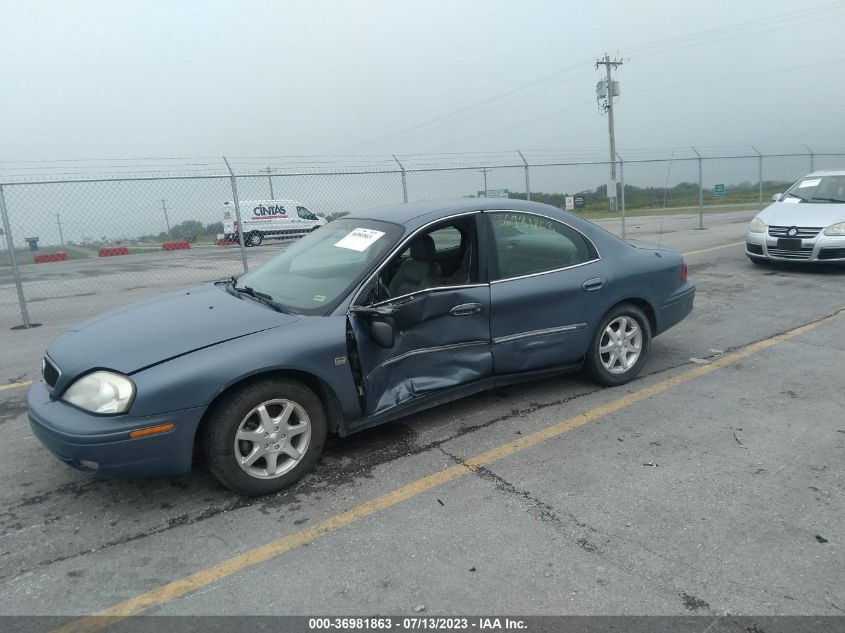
top-left (348, 285), bottom-right (493, 417)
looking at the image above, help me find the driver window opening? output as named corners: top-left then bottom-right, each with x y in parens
top-left (365, 217), bottom-right (478, 304)
top-left (297, 206), bottom-right (317, 220)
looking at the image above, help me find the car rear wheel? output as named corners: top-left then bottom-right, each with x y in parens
top-left (584, 303), bottom-right (651, 386)
top-left (204, 378), bottom-right (326, 496)
top-left (248, 232), bottom-right (263, 247)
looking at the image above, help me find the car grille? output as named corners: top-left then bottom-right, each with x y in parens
top-left (42, 356), bottom-right (60, 390)
top-left (768, 225), bottom-right (822, 238)
top-left (746, 243), bottom-right (764, 255)
top-left (819, 247), bottom-right (845, 260)
top-left (767, 247), bottom-right (814, 260)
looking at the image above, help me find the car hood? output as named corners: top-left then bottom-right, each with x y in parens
top-left (47, 284), bottom-right (299, 380)
top-left (758, 202), bottom-right (845, 228)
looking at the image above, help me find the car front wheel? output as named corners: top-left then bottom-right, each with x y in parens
top-left (204, 378), bottom-right (327, 496)
top-left (248, 232), bottom-right (263, 247)
top-left (584, 304), bottom-right (651, 386)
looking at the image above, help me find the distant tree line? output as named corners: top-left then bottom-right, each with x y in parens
top-left (130, 179), bottom-right (792, 243)
top-left (508, 180), bottom-right (793, 211)
top-left (138, 220), bottom-right (224, 243)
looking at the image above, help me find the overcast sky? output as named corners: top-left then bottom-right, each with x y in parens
top-left (1, 0), bottom-right (844, 163)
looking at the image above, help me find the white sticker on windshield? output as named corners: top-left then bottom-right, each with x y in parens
top-left (798, 178), bottom-right (821, 188)
top-left (782, 197), bottom-right (801, 203)
top-left (334, 228), bottom-right (386, 252)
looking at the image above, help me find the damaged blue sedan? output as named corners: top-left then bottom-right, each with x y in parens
top-left (28, 199), bottom-right (695, 495)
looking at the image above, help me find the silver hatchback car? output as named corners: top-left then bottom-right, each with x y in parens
top-left (746, 170), bottom-right (845, 264)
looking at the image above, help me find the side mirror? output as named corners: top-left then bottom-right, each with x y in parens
top-left (771, 193), bottom-right (782, 202)
top-left (370, 319), bottom-right (395, 348)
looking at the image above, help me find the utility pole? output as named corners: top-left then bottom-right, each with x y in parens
top-left (56, 213), bottom-right (64, 247)
top-left (595, 54), bottom-right (623, 211)
top-left (478, 167), bottom-right (489, 197)
top-left (161, 199), bottom-right (171, 239)
top-left (260, 166), bottom-right (276, 199)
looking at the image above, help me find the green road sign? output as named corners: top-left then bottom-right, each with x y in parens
top-left (714, 184), bottom-right (725, 197)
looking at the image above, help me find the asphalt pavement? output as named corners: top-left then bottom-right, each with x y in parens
top-left (0, 209), bottom-right (842, 621)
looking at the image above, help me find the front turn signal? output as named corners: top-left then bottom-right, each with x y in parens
top-left (129, 423), bottom-right (175, 439)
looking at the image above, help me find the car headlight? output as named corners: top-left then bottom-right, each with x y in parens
top-left (823, 221), bottom-right (845, 236)
top-left (748, 217), bottom-right (766, 233)
top-left (62, 371), bottom-right (135, 414)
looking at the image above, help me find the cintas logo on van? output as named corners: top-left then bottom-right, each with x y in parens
top-left (222, 199), bottom-right (326, 247)
top-left (252, 204), bottom-right (288, 218)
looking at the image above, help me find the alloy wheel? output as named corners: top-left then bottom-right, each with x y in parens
top-left (233, 399), bottom-right (311, 479)
top-left (599, 316), bottom-right (642, 374)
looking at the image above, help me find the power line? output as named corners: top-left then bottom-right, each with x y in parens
top-left (332, 1), bottom-right (842, 155)
top-left (427, 102), bottom-right (593, 152)
top-left (332, 58), bottom-right (596, 153)
top-left (624, 2), bottom-right (843, 58)
top-left (341, 68), bottom-right (596, 152)
top-left (427, 53), bottom-right (843, 153)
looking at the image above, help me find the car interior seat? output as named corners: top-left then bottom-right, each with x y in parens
top-left (388, 235), bottom-right (442, 297)
top-left (444, 241), bottom-right (472, 285)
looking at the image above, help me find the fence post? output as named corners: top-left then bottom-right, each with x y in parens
top-left (222, 157), bottom-right (249, 274)
top-left (393, 155), bottom-right (408, 203)
top-left (805, 144), bottom-right (815, 172)
top-left (752, 146), bottom-right (763, 210)
top-left (691, 146), bottom-right (704, 230)
top-left (517, 150), bottom-right (531, 201)
top-left (617, 153), bottom-right (626, 240)
top-left (0, 184), bottom-right (32, 329)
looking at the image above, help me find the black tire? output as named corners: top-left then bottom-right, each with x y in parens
top-left (583, 303), bottom-right (652, 387)
top-left (204, 378), bottom-right (327, 496)
top-left (248, 232), bottom-right (263, 247)
top-left (747, 255), bottom-right (770, 265)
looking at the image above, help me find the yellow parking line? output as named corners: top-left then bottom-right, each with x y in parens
top-left (51, 305), bottom-right (845, 633)
top-left (682, 240), bottom-right (745, 257)
top-left (0, 380), bottom-right (32, 392)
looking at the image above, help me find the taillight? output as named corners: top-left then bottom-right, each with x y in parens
top-left (233, 220), bottom-right (239, 232)
top-left (680, 260), bottom-right (688, 282)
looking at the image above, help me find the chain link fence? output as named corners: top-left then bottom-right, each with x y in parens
top-left (2, 147), bottom-right (843, 329)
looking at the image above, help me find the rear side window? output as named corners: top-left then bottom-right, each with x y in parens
top-left (487, 212), bottom-right (596, 280)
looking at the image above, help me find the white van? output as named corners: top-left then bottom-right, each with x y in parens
top-left (222, 200), bottom-right (326, 247)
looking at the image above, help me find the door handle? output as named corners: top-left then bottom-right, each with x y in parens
top-left (450, 302), bottom-right (482, 316)
top-left (581, 278), bottom-right (604, 292)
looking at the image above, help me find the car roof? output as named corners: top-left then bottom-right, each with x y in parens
top-left (345, 198), bottom-right (572, 228)
top-left (806, 169), bottom-right (845, 177)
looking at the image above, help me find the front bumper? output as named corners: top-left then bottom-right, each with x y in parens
top-left (27, 380), bottom-right (206, 478)
top-left (746, 231), bottom-right (845, 262)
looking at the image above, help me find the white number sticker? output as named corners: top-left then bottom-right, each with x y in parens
top-left (334, 228), bottom-right (386, 252)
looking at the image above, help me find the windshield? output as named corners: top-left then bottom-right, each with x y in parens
top-left (784, 175), bottom-right (845, 203)
top-left (234, 218), bottom-right (403, 314)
